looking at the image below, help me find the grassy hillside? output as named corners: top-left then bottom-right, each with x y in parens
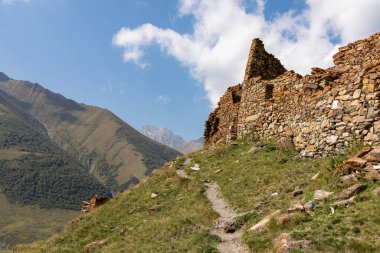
top-left (0, 75), bottom-right (181, 191)
top-left (15, 163), bottom-right (219, 253)
top-left (0, 194), bottom-right (77, 250)
top-left (0, 90), bottom-right (110, 210)
top-left (15, 139), bottom-right (380, 252)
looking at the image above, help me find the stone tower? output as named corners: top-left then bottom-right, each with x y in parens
top-left (243, 38), bottom-right (286, 81)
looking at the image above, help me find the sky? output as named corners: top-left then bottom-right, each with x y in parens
top-left (0, 0), bottom-right (379, 140)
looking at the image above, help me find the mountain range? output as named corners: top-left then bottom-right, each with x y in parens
top-left (0, 72), bottom-right (180, 249)
top-left (140, 125), bottom-right (203, 154)
top-left (140, 125), bottom-right (185, 148)
top-left (0, 73), bottom-right (181, 194)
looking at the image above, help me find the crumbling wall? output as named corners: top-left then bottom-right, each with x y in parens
top-left (205, 31), bottom-right (380, 156)
top-left (204, 85), bottom-right (242, 145)
top-left (244, 39), bottom-right (286, 81)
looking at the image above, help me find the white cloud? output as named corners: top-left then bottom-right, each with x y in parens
top-left (155, 94), bottom-right (172, 104)
top-left (1, 0), bottom-right (30, 5)
top-left (113, 0), bottom-right (380, 107)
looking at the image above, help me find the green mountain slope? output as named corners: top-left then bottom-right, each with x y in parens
top-left (0, 89), bottom-right (110, 210)
top-left (16, 140), bottom-right (380, 252)
top-left (0, 73), bottom-right (181, 192)
top-left (0, 193), bottom-right (77, 251)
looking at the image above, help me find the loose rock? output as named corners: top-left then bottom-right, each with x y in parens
top-left (84, 239), bottom-right (108, 252)
top-left (292, 188), bottom-right (303, 197)
top-left (313, 190), bottom-right (333, 201)
top-left (276, 213), bottom-right (296, 225)
top-left (303, 201), bottom-right (315, 213)
top-left (372, 187), bottom-right (380, 198)
top-left (249, 210), bottom-right (281, 233)
top-left (311, 172), bottom-right (320, 181)
top-left (247, 146), bottom-right (261, 154)
top-left (190, 164), bottom-right (201, 171)
top-left (273, 233), bottom-right (312, 253)
top-left (287, 201), bottom-right (304, 213)
top-left (183, 158), bottom-right (193, 165)
top-left (336, 184), bottom-right (367, 200)
top-left (364, 147), bottom-right (380, 162)
top-left (332, 196), bottom-right (356, 207)
top-left (338, 174), bottom-right (358, 186)
top-left (342, 158), bottom-right (367, 171)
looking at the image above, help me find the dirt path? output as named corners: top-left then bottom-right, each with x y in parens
top-left (176, 168), bottom-right (249, 253)
top-left (204, 182), bottom-right (250, 253)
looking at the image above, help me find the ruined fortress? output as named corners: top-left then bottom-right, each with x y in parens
top-left (204, 31), bottom-right (380, 156)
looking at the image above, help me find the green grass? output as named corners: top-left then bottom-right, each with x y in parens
top-left (0, 193), bottom-right (77, 250)
top-left (185, 140), bottom-right (380, 252)
top-left (15, 166), bottom-right (219, 253)
top-left (15, 139), bottom-right (380, 252)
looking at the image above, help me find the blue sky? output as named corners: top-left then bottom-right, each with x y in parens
top-left (0, 0), bottom-right (379, 140)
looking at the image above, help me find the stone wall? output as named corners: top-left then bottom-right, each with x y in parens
top-left (244, 39), bottom-right (286, 81)
top-left (204, 85), bottom-right (242, 145)
top-left (205, 31), bottom-right (380, 156)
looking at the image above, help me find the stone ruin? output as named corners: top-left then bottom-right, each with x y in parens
top-left (204, 31), bottom-right (380, 156)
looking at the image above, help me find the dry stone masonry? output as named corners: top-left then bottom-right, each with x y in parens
top-left (204, 31), bottom-right (380, 156)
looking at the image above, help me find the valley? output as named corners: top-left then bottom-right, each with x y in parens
top-left (0, 73), bottom-right (180, 249)
top-left (0, 193), bottom-right (77, 250)
top-left (0, 2), bottom-right (379, 251)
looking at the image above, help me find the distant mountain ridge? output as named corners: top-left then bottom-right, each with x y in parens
top-left (140, 125), bottom-right (185, 148)
top-left (0, 73), bottom-right (181, 193)
top-left (175, 137), bottom-right (203, 154)
top-left (0, 72), bottom-right (181, 250)
top-left (140, 125), bottom-right (203, 154)
top-left (0, 88), bottom-right (110, 210)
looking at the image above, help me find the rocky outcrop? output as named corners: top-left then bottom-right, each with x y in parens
top-left (335, 146), bottom-right (380, 181)
top-left (81, 195), bottom-right (110, 213)
top-left (205, 31), bottom-right (380, 156)
top-left (140, 125), bottom-right (185, 148)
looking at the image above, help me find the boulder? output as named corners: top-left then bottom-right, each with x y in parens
top-left (336, 184), bottom-right (367, 200)
top-left (342, 158), bottom-right (367, 171)
top-left (338, 174), bottom-right (358, 186)
top-left (303, 201), bottom-right (315, 213)
top-left (248, 210), bottom-right (281, 233)
top-left (276, 213), bottom-right (296, 225)
top-left (363, 168), bottom-right (380, 181)
top-left (364, 147), bottom-right (380, 162)
top-left (81, 195), bottom-right (110, 213)
top-left (292, 188), bottom-right (303, 197)
top-left (354, 147), bottom-right (372, 158)
top-left (332, 196), bottom-right (356, 207)
top-left (190, 164), bottom-right (201, 171)
top-left (84, 239), bottom-right (108, 252)
top-left (183, 158), bottom-right (193, 165)
top-left (372, 187), bottom-right (380, 198)
top-left (273, 233), bottom-right (312, 253)
top-left (313, 190), bottom-right (333, 201)
top-left (247, 146), bottom-right (261, 154)
top-left (287, 201), bottom-right (304, 213)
